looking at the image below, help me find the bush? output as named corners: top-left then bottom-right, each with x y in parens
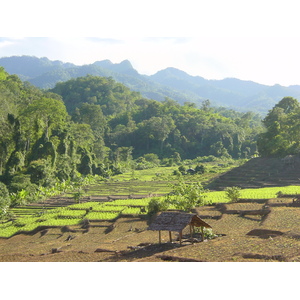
top-left (225, 186), bottom-right (241, 202)
top-left (167, 180), bottom-right (207, 211)
top-left (147, 197), bottom-right (169, 215)
top-left (178, 165), bottom-right (186, 175)
top-left (0, 182), bottom-right (11, 218)
top-left (143, 153), bottom-right (160, 165)
top-left (195, 164), bottom-right (206, 174)
top-left (9, 174), bottom-right (38, 194)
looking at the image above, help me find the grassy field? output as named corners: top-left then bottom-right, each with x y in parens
top-left (2, 184), bottom-right (300, 239)
top-left (204, 185), bottom-right (300, 203)
top-left (0, 197), bottom-right (152, 238)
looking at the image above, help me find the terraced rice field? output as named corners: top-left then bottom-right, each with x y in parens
top-left (0, 198), bottom-right (150, 238)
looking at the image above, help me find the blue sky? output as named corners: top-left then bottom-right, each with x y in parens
top-left (1, 1), bottom-right (300, 86)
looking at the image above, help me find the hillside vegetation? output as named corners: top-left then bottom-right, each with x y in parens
top-left (0, 65), bottom-right (264, 216)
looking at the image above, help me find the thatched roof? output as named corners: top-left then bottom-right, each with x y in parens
top-left (148, 211), bottom-right (211, 232)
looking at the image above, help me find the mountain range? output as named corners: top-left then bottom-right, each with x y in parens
top-left (1, 55), bottom-right (300, 115)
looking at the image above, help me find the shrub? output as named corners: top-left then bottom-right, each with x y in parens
top-left (143, 153), bottom-right (160, 165)
top-left (167, 180), bottom-right (207, 211)
top-left (195, 164), bottom-right (206, 174)
top-left (225, 186), bottom-right (241, 202)
top-left (178, 165), bottom-right (186, 175)
top-left (147, 197), bottom-right (169, 215)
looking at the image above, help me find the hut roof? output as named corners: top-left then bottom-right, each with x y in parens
top-left (148, 211), bottom-right (211, 232)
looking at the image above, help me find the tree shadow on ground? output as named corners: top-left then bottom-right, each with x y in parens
top-left (105, 242), bottom-right (185, 261)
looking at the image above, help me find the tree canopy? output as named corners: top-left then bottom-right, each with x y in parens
top-left (257, 97), bottom-right (300, 157)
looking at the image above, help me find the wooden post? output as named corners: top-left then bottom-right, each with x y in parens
top-left (190, 225), bottom-right (194, 244)
top-left (201, 226), bottom-right (204, 242)
top-left (179, 231), bottom-right (182, 245)
top-left (190, 224), bottom-right (194, 238)
top-left (169, 231), bottom-right (172, 243)
top-left (159, 230), bottom-right (161, 244)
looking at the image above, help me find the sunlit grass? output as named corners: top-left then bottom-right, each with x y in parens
top-left (121, 207), bottom-right (146, 215)
top-left (57, 209), bottom-right (87, 219)
top-left (68, 202), bottom-right (103, 209)
top-left (85, 211), bottom-right (120, 221)
top-left (94, 205), bottom-right (125, 212)
top-left (204, 185), bottom-right (300, 204)
top-left (0, 226), bottom-right (21, 238)
top-left (105, 198), bottom-right (151, 206)
top-left (39, 218), bottom-right (82, 227)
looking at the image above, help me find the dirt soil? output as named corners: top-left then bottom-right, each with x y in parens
top-left (2, 196), bottom-right (300, 262)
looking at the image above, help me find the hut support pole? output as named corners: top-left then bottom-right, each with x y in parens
top-left (201, 226), bottom-right (204, 242)
top-left (169, 231), bottom-right (172, 243)
top-left (190, 225), bottom-right (194, 244)
top-left (190, 225), bottom-right (194, 238)
top-left (158, 230), bottom-right (161, 244)
top-left (179, 231), bottom-right (182, 245)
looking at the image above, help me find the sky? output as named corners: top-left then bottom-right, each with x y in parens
top-left (1, 36), bottom-right (300, 87)
top-left (1, 1), bottom-right (300, 87)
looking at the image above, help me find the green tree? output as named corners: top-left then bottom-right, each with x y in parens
top-left (20, 97), bottom-right (69, 141)
top-left (257, 97), bottom-right (300, 157)
top-left (167, 179), bottom-right (207, 211)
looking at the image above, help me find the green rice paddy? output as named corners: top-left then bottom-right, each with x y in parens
top-left (204, 185), bottom-right (300, 203)
top-left (0, 198), bottom-right (153, 238)
top-left (2, 158), bottom-right (300, 239)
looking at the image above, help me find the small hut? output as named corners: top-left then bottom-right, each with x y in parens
top-left (148, 211), bottom-right (212, 244)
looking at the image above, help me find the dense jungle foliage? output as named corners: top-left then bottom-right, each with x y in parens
top-left (0, 65), bottom-right (297, 216)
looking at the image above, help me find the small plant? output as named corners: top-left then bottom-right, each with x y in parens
top-left (203, 228), bottom-right (218, 239)
top-left (73, 189), bottom-right (84, 203)
top-left (194, 227), bottom-right (218, 240)
top-left (147, 197), bottom-right (170, 214)
top-left (225, 186), bottom-right (241, 202)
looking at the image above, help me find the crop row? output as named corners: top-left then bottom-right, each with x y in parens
top-left (105, 198), bottom-right (151, 206)
top-left (3, 185), bottom-right (299, 238)
top-left (204, 185), bottom-right (300, 203)
top-left (85, 212), bottom-right (120, 221)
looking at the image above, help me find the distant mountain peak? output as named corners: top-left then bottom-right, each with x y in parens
top-left (93, 59), bottom-right (113, 67)
top-left (155, 67), bottom-right (189, 76)
top-left (1, 55), bottom-right (300, 115)
top-left (93, 59), bottom-right (136, 73)
top-left (119, 59), bottom-right (132, 67)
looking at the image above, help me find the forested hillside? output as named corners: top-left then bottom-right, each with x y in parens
top-left (2, 55), bottom-right (300, 114)
top-left (50, 75), bottom-right (263, 160)
top-left (0, 66), bottom-right (264, 213)
top-left (2, 63), bottom-right (299, 221)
